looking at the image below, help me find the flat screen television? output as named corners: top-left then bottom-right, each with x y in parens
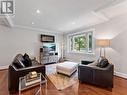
top-left (43, 43), bottom-right (56, 51)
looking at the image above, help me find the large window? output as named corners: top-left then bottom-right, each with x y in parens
top-left (68, 31), bottom-right (93, 53)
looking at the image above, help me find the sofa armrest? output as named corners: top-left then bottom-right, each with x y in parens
top-left (91, 64), bottom-right (114, 71)
top-left (78, 65), bottom-right (93, 83)
top-left (81, 60), bottom-right (94, 65)
top-left (17, 65), bottom-right (45, 77)
top-left (17, 65), bottom-right (44, 71)
top-left (92, 64), bottom-right (114, 87)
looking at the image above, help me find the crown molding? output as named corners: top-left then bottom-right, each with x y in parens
top-left (95, 0), bottom-right (125, 12)
top-left (91, 11), bottom-right (109, 21)
top-left (14, 25), bottom-right (62, 34)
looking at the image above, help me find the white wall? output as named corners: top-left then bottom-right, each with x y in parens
top-left (64, 13), bottom-right (127, 76)
top-left (0, 25), bottom-right (63, 69)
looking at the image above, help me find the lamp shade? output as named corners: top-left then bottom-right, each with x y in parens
top-left (96, 39), bottom-right (110, 47)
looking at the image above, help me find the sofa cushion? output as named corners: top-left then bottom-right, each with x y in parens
top-left (23, 53), bottom-right (32, 67)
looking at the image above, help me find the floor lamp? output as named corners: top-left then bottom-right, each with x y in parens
top-left (96, 39), bottom-right (110, 58)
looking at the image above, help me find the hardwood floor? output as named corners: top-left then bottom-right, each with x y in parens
top-left (0, 70), bottom-right (127, 95)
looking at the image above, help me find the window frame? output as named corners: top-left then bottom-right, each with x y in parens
top-left (67, 29), bottom-right (95, 54)
top-left (72, 33), bottom-right (88, 52)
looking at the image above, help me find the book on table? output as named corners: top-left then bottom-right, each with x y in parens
top-left (25, 73), bottom-right (41, 86)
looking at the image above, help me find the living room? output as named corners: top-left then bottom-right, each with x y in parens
top-left (0, 0), bottom-right (127, 95)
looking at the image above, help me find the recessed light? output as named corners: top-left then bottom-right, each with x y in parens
top-left (72, 22), bottom-right (76, 24)
top-left (36, 9), bottom-right (40, 14)
top-left (59, 28), bottom-right (63, 30)
top-left (32, 22), bottom-right (34, 24)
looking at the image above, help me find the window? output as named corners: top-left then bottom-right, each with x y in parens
top-left (68, 31), bottom-right (93, 53)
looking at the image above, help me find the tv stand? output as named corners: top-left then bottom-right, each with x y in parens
top-left (40, 48), bottom-right (58, 65)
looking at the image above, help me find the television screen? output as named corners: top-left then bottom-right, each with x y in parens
top-left (43, 43), bottom-right (56, 51)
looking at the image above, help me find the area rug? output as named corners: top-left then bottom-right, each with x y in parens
top-left (46, 64), bottom-right (78, 90)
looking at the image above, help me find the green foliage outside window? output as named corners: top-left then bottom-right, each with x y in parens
top-left (69, 31), bottom-right (93, 53)
top-left (74, 36), bottom-right (87, 51)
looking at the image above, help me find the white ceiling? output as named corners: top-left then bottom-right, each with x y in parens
top-left (1, 0), bottom-right (127, 33)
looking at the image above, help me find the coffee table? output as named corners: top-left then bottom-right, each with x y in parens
top-left (19, 73), bottom-right (47, 95)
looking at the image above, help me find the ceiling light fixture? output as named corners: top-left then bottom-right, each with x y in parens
top-left (72, 22), bottom-right (76, 25)
top-left (32, 22), bottom-right (34, 24)
top-left (36, 9), bottom-right (40, 14)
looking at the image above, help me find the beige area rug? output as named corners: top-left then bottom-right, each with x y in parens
top-left (46, 64), bottom-right (79, 90)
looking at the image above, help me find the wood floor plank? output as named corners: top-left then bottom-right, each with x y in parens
top-left (0, 70), bottom-right (127, 95)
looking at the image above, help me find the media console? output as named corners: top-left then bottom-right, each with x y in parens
top-left (40, 34), bottom-right (58, 64)
top-left (40, 48), bottom-right (58, 64)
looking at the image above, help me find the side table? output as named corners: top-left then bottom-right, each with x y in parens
top-left (19, 73), bottom-right (47, 95)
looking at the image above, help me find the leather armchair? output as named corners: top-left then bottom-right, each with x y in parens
top-left (78, 60), bottom-right (114, 88)
top-left (8, 54), bottom-right (45, 93)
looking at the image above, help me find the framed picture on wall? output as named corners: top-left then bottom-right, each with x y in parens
top-left (40, 35), bottom-right (55, 43)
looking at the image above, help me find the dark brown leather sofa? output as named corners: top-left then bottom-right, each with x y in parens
top-left (78, 57), bottom-right (114, 88)
top-left (8, 54), bottom-right (45, 93)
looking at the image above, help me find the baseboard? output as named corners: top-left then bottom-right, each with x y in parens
top-left (114, 71), bottom-right (127, 79)
top-left (0, 65), bottom-right (8, 70)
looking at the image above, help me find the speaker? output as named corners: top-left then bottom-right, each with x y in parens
top-left (40, 48), bottom-right (43, 52)
top-left (55, 52), bottom-right (58, 55)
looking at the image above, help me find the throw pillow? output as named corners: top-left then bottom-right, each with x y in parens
top-left (98, 56), bottom-right (104, 63)
top-left (96, 56), bottom-right (105, 67)
top-left (13, 59), bottom-right (25, 69)
top-left (96, 57), bottom-right (109, 68)
top-left (23, 53), bottom-right (32, 67)
top-left (99, 58), bottom-right (109, 68)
